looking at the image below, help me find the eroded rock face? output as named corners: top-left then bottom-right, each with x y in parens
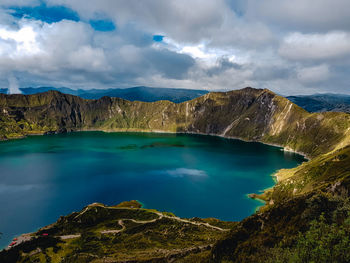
top-left (1, 88), bottom-right (350, 262)
top-left (1, 88), bottom-right (350, 203)
top-left (1, 87), bottom-right (350, 159)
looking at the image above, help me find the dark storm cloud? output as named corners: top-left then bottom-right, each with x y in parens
top-left (252, 66), bottom-right (292, 81)
top-left (206, 58), bottom-right (242, 77)
top-left (144, 48), bottom-right (195, 79)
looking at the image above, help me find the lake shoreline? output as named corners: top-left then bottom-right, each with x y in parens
top-left (0, 127), bottom-right (310, 161)
top-left (0, 130), bottom-right (305, 249)
top-left (0, 128), bottom-right (308, 201)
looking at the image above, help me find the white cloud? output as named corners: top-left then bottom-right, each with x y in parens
top-left (245, 0), bottom-right (350, 32)
top-left (158, 37), bottom-right (240, 69)
top-left (47, 0), bottom-right (226, 42)
top-left (68, 46), bottom-right (108, 71)
top-left (0, 19), bottom-right (109, 74)
top-left (279, 31), bottom-right (350, 61)
top-left (0, 1), bottom-right (350, 94)
top-left (297, 64), bottom-right (330, 83)
top-left (0, 25), bottom-right (41, 56)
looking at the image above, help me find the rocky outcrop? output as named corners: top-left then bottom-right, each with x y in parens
top-left (1, 88), bottom-right (349, 158)
top-left (1, 87), bottom-right (350, 262)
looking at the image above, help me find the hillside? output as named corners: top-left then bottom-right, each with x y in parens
top-left (0, 201), bottom-right (236, 262)
top-left (1, 87), bottom-right (350, 262)
top-left (1, 87), bottom-right (349, 157)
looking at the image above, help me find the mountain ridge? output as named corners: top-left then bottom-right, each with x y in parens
top-left (3, 86), bottom-right (350, 114)
top-left (1, 87), bottom-right (349, 158)
top-left (1, 87), bottom-right (350, 262)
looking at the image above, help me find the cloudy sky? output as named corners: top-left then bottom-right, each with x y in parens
top-left (0, 0), bottom-right (349, 95)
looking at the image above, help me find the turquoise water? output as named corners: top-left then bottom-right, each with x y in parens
top-left (0, 132), bottom-right (305, 248)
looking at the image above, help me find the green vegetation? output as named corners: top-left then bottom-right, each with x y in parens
top-left (1, 87), bottom-right (350, 262)
top-left (267, 213), bottom-right (350, 263)
top-left (211, 192), bottom-right (350, 263)
top-left (0, 202), bottom-right (235, 262)
top-left (1, 88), bottom-right (350, 159)
top-left (261, 193), bottom-right (350, 263)
top-left (113, 200), bottom-right (142, 208)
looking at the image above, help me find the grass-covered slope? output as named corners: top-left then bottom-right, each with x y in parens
top-left (211, 188), bottom-right (350, 262)
top-left (0, 201), bottom-right (236, 263)
top-left (1, 87), bottom-right (350, 262)
top-left (211, 145), bottom-right (350, 262)
top-left (1, 87), bottom-right (350, 157)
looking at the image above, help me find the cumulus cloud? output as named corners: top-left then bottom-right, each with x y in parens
top-left (47, 0), bottom-right (225, 42)
top-left (0, 24), bottom-right (40, 56)
top-left (0, 18), bottom-right (196, 89)
top-left (0, 0), bottom-right (349, 94)
top-left (279, 31), bottom-right (350, 61)
top-left (297, 64), bottom-right (330, 84)
top-left (244, 0), bottom-right (350, 32)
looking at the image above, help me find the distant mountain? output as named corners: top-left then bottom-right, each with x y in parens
top-left (0, 86), bottom-right (208, 103)
top-left (77, 86), bottom-right (209, 103)
top-left (287, 94), bottom-right (350, 113)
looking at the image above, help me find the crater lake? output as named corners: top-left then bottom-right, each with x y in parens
top-left (0, 132), bottom-right (306, 248)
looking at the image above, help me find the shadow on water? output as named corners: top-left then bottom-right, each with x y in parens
top-left (116, 142), bottom-right (186, 150)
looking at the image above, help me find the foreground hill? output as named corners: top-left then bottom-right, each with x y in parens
top-left (0, 86), bottom-right (208, 103)
top-left (1, 87), bottom-right (350, 262)
top-left (0, 201), bottom-right (236, 262)
top-left (287, 94), bottom-right (350, 113)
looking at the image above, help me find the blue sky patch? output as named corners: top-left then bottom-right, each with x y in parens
top-left (153, 35), bottom-right (164, 42)
top-left (90, 19), bottom-right (116, 32)
top-left (9, 4), bottom-right (80, 23)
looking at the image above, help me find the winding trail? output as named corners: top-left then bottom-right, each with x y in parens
top-left (59, 234), bottom-right (81, 240)
top-left (97, 206), bottom-right (230, 235)
top-left (5, 205), bottom-right (230, 249)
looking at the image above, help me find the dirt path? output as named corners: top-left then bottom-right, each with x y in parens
top-left (58, 234), bottom-right (81, 240)
top-left (6, 205), bottom-right (230, 249)
top-left (158, 212), bottom-right (230, 232)
top-left (99, 207), bottom-right (230, 235)
top-left (101, 220), bottom-right (125, 234)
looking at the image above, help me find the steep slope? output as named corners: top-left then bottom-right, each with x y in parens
top-left (1, 87), bottom-right (350, 262)
top-left (1, 87), bottom-right (350, 203)
top-left (0, 201), bottom-right (236, 262)
top-left (1, 87), bottom-right (349, 157)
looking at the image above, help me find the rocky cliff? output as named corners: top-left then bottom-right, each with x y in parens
top-left (1, 87), bottom-right (350, 262)
top-left (1, 87), bottom-right (350, 157)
